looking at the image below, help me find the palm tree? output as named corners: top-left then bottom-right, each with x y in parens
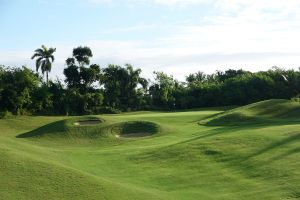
top-left (31, 45), bottom-right (56, 84)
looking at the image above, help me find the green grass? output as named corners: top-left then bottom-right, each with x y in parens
top-left (201, 99), bottom-right (300, 125)
top-left (0, 100), bottom-right (299, 199)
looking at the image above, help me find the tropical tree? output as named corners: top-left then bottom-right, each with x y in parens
top-left (63, 46), bottom-right (103, 114)
top-left (0, 66), bottom-right (40, 114)
top-left (64, 46), bottom-right (100, 91)
top-left (101, 64), bottom-right (147, 110)
top-left (72, 46), bottom-right (93, 67)
top-left (186, 71), bottom-right (206, 86)
top-left (149, 71), bottom-right (177, 109)
top-left (31, 45), bottom-right (56, 84)
top-left (123, 64), bottom-right (148, 109)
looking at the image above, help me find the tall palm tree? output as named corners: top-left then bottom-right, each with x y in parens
top-left (31, 45), bottom-right (56, 84)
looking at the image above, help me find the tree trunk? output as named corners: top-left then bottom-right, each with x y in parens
top-left (46, 72), bottom-right (49, 86)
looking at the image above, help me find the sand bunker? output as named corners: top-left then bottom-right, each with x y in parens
top-left (116, 132), bottom-right (152, 138)
top-left (74, 120), bottom-right (102, 126)
top-left (114, 121), bottom-right (159, 138)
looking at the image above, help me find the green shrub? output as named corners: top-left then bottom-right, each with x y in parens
top-left (0, 111), bottom-right (14, 119)
top-left (291, 97), bottom-right (300, 102)
top-left (96, 106), bottom-right (121, 114)
top-left (291, 95), bottom-right (300, 102)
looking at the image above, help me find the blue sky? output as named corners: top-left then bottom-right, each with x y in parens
top-left (1, 0), bottom-right (300, 80)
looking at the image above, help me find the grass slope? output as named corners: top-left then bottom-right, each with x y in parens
top-left (0, 102), bottom-right (299, 199)
top-left (201, 99), bottom-right (300, 125)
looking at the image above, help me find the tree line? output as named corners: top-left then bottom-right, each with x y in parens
top-left (1, 45), bottom-right (300, 116)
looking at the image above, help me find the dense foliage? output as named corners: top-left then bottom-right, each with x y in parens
top-left (1, 46), bottom-right (300, 116)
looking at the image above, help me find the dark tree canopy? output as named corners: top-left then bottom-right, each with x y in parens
top-left (72, 46), bottom-right (93, 66)
top-left (2, 46), bottom-right (300, 116)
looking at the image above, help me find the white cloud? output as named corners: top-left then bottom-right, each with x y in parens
top-left (82, 0), bottom-right (300, 79)
top-left (2, 0), bottom-right (300, 81)
top-left (97, 24), bottom-right (157, 34)
top-left (2, 35), bottom-right (300, 82)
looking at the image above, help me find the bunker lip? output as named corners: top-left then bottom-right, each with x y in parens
top-left (74, 119), bottom-right (102, 126)
top-left (116, 132), bottom-right (152, 138)
top-left (112, 121), bottom-right (159, 138)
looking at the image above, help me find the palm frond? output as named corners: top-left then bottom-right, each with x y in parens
top-left (40, 60), bottom-right (46, 75)
top-left (31, 53), bottom-right (42, 59)
top-left (49, 55), bottom-right (55, 62)
top-left (45, 58), bottom-right (52, 72)
top-left (34, 48), bottom-right (44, 55)
top-left (31, 45), bottom-right (56, 82)
top-left (41, 45), bottom-right (48, 52)
top-left (49, 48), bottom-right (56, 54)
top-left (35, 57), bottom-right (43, 72)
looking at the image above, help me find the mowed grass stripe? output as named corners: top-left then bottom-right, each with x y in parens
top-left (0, 99), bottom-right (299, 199)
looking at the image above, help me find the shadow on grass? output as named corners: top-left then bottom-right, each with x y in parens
top-left (16, 120), bottom-right (67, 138)
top-left (167, 122), bottom-right (300, 161)
top-left (240, 132), bottom-right (300, 162)
top-left (270, 147), bottom-right (300, 161)
top-left (201, 111), bottom-right (300, 127)
top-left (172, 123), bottom-right (273, 147)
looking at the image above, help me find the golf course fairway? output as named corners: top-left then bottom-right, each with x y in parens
top-left (0, 99), bottom-right (299, 199)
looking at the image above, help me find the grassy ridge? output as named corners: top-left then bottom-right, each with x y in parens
top-left (201, 99), bottom-right (300, 125)
top-left (0, 101), bottom-right (299, 199)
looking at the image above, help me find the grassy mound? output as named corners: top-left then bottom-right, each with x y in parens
top-left (17, 117), bottom-right (159, 141)
top-left (17, 116), bottom-right (107, 140)
top-left (74, 119), bottom-right (103, 126)
top-left (200, 99), bottom-right (300, 126)
top-left (113, 121), bottom-right (160, 138)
